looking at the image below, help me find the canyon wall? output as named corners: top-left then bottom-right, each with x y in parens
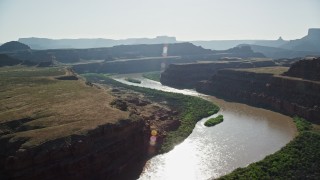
top-left (160, 60), bottom-right (276, 89)
top-left (0, 119), bottom-right (148, 180)
top-left (73, 53), bottom-right (267, 75)
top-left (196, 69), bottom-right (320, 123)
top-left (283, 57), bottom-right (320, 81)
top-left (6, 43), bottom-right (212, 63)
top-left (73, 57), bottom-right (185, 74)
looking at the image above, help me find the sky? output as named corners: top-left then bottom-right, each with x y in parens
top-left (0, 0), bottom-right (319, 43)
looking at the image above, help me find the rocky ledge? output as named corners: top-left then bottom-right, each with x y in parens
top-left (1, 119), bottom-right (147, 180)
top-left (160, 60), bottom-right (276, 89)
top-left (196, 65), bottom-right (320, 123)
top-left (0, 86), bottom-right (182, 180)
top-left (0, 67), bottom-right (183, 180)
top-left (283, 57), bottom-right (320, 81)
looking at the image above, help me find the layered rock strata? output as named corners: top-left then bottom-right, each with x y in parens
top-left (160, 60), bottom-right (276, 88)
top-left (0, 70), bottom-right (182, 179)
top-left (283, 57), bottom-right (320, 81)
top-left (1, 120), bottom-right (147, 180)
top-left (196, 68), bottom-right (320, 123)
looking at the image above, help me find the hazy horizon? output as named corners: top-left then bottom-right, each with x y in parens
top-left (1, 0), bottom-right (319, 43)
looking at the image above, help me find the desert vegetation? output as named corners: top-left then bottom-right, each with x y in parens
top-left (204, 115), bottom-right (224, 127)
top-left (82, 73), bottom-right (220, 152)
top-left (0, 66), bottom-right (127, 148)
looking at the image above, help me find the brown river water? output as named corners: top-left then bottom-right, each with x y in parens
top-left (112, 74), bottom-right (296, 180)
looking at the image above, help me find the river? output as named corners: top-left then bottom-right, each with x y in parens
top-left (112, 74), bottom-right (296, 180)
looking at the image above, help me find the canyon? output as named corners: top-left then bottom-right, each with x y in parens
top-left (161, 57), bottom-right (320, 123)
top-left (0, 66), bottom-right (218, 179)
top-left (0, 67), bottom-right (190, 179)
top-left (160, 59), bottom-right (276, 89)
top-left (0, 40), bottom-right (319, 179)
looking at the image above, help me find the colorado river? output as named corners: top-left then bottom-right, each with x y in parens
top-left (113, 74), bottom-right (296, 180)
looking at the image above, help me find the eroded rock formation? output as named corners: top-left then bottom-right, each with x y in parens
top-left (0, 68), bottom-right (182, 179)
top-left (283, 57), bottom-right (320, 81)
top-left (196, 67), bottom-right (320, 123)
top-left (0, 87), bottom-right (182, 180)
top-left (0, 120), bottom-right (147, 180)
top-left (160, 60), bottom-right (276, 88)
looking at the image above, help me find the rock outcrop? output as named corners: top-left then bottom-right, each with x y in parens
top-left (160, 60), bottom-right (276, 89)
top-left (281, 28), bottom-right (320, 52)
top-left (0, 41), bottom-right (31, 53)
top-left (196, 67), bottom-right (320, 123)
top-left (0, 85), bottom-right (182, 180)
top-left (0, 67), bottom-right (183, 180)
top-left (0, 119), bottom-right (148, 180)
top-left (283, 57), bottom-right (320, 81)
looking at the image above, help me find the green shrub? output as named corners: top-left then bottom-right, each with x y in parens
top-left (293, 116), bottom-right (312, 133)
top-left (81, 73), bottom-right (220, 153)
top-left (204, 115), bottom-right (223, 127)
top-left (219, 117), bottom-right (320, 179)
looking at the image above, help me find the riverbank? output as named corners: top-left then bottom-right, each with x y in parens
top-left (196, 67), bottom-right (320, 123)
top-left (0, 67), bottom-right (219, 179)
top-left (219, 117), bottom-right (320, 179)
top-left (142, 71), bottom-right (161, 82)
top-left (111, 73), bottom-right (296, 179)
top-left (82, 73), bottom-right (219, 153)
top-left (160, 58), bottom-right (320, 123)
top-left (125, 77), bottom-right (141, 84)
top-left (112, 73), bottom-right (318, 179)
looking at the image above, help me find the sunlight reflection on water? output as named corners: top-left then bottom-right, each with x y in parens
top-left (112, 74), bottom-right (296, 180)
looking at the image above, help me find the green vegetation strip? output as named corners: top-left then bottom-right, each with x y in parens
top-left (219, 116), bottom-right (320, 179)
top-left (82, 73), bottom-right (220, 153)
top-left (293, 116), bottom-right (312, 132)
top-left (142, 71), bottom-right (161, 82)
top-left (125, 78), bottom-right (141, 84)
top-left (205, 115), bottom-right (223, 127)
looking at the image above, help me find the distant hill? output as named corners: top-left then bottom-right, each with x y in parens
top-left (233, 29), bottom-right (320, 59)
top-left (5, 43), bottom-right (264, 64)
top-left (19, 36), bottom-right (177, 50)
top-left (0, 41), bottom-right (31, 52)
top-left (0, 54), bottom-right (22, 66)
top-left (191, 37), bottom-right (287, 50)
top-left (16, 28), bottom-right (319, 55)
top-left (192, 28), bottom-right (320, 54)
top-left (281, 28), bottom-right (320, 52)
top-left (6, 42), bottom-right (213, 63)
top-left (0, 54), bottom-right (53, 67)
top-left (238, 44), bottom-right (320, 59)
